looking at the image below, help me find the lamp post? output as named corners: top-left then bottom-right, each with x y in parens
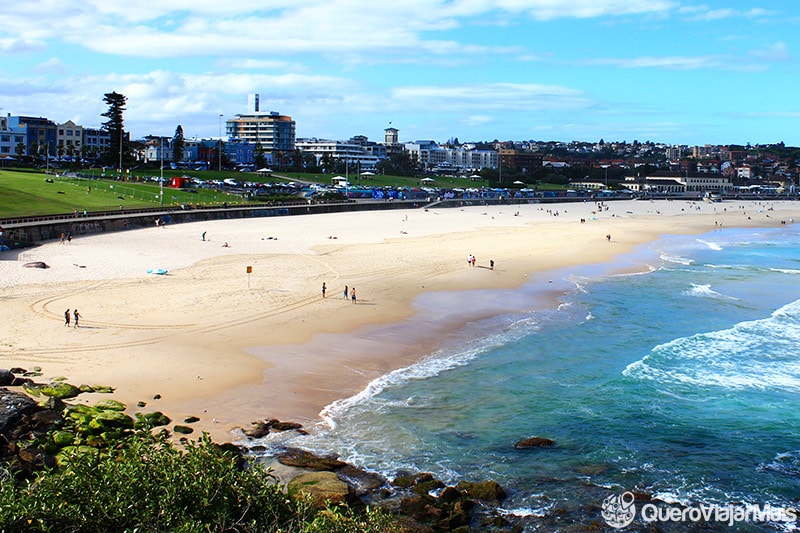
top-left (119, 126), bottom-right (123, 178)
top-left (159, 138), bottom-right (164, 205)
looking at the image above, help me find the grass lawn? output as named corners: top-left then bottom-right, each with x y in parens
top-left (0, 167), bottom-right (495, 220)
top-left (0, 169), bottom-right (248, 218)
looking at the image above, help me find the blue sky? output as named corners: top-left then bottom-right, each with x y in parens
top-left (1, 1), bottom-right (797, 146)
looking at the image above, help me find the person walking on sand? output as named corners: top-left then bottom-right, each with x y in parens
top-left (73, 309), bottom-right (81, 328)
top-left (322, 282), bottom-right (327, 298)
top-left (351, 287), bottom-right (357, 304)
top-left (202, 231), bottom-right (206, 241)
top-left (64, 309), bottom-right (70, 327)
top-left (343, 285), bottom-right (349, 299)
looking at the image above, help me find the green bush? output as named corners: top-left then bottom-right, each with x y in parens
top-left (0, 431), bottom-right (397, 532)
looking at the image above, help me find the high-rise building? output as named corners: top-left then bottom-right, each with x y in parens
top-left (225, 94), bottom-right (296, 153)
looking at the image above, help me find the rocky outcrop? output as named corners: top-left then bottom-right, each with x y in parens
top-left (275, 446), bottom-right (347, 471)
top-left (287, 470), bottom-right (356, 508)
top-left (514, 436), bottom-right (555, 449)
top-left (240, 418), bottom-right (306, 439)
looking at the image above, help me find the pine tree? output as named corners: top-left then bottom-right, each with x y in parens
top-left (101, 91), bottom-right (127, 170)
top-left (172, 125), bottom-right (185, 165)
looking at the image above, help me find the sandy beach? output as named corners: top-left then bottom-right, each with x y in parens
top-left (2, 198), bottom-right (797, 442)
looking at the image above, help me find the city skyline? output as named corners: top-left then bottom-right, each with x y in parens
top-left (1, 1), bottom-right (798, 146)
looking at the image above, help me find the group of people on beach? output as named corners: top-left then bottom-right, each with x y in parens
top-left (64, 309), bottom-right (81, 328)
top-left (326, 284), bottom-right (357, 304)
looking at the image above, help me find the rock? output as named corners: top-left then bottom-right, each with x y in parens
top-left (29, 410), bottom-right (65, 433)
top-left (183, 416), bottom-right (200, 424)
top-left (94, 410), bottom-right (134, 429)
top-left (411, 478), bottom-right (445, 496)
top-left (337, 464), bottom-right (387, 494)
top-left (40, 396), bottom-right (66, 412)
top-left (242, 420), bottom-right (271, 439)
top-left (269, 419), bottom-right (303, 431)
top-left (454, 480), bottom-right (507, 502)
top-left (399, 494), bottom-right (437, 521)
top-left (23, 261), bottom-right (49, 269)
top-left (39, 382), bottom-right (81, 400)
top-left (276, 447), bottom-right (347, 471)
top-left (173, 425), bottom-right (193, 434)
top-left (18, 446), bottom-right (54, 468)
top-left (437, 486), bottom-right (463, 504)
top-left (0, 389), bottom-right (38, 434)
top-left (392, 472), bottom-right (436, 489)
top-left (93, 399), bottom-right (126, 411)
top-left (0, 370), bottom-right (14, 386)
top-left (514, 436), bottom-right (555, 449)
top-left (287, 471), bottom-right (355, 509)
top-left (134, 411), bottom-right (171, 428)
top-left (52, 430), bottom-right (76, 447)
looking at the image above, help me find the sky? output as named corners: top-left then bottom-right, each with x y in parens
top-left (1, 1), bottom-right (798, 147)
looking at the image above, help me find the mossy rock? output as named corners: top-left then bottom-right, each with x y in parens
top-left (183, 416), bottom-right (200, 424)
top-left (94, 399), bottom-right (126, 411)
top-left (40, 382), bottom-right (81, 399)
top-left (276, 447), bottom-right (347, 471)
top-left (287, 471), bottom-right (355, 509)
top-left (96, 410), bottom-right (134, 427)
top-left (22, 383), bottom-right (41, 397)
top-left (454, 480), bottom-right (507, 502)
top-left (92, 385), bottom-right (115, 394)
top-left (393, 472), bottom-right (436, 489)
top-left (173, 425), bottom-right (194, 434)
top-left (52, 430), bottom-right (76, 447)
top-left (134, 411), bottom-right (171, 428)
top-left (411, 479), bottom-right (445, 495)
top-left (94, 410), bottom-right (134, 428)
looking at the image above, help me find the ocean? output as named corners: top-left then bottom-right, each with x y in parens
top-left (265, 225), bottom-right (800, 531)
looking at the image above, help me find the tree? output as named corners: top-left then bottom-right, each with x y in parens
top-left (254, 142), bottom-right (267, 169)
top-left (172, 125), bottom-right (185, 165)
top-left (101, 91), bottom-right (129, 170)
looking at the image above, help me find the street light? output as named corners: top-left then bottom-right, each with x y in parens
top-left (159, 138), bottom-right (164, 205)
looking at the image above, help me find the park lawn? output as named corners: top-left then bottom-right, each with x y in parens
top-left (0, 170), bottom-right (151, 217)
top-left (0, 170), bottom-right (246, 218)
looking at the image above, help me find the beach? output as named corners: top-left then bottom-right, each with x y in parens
top-left (1, 198), bottom-right (797, 443)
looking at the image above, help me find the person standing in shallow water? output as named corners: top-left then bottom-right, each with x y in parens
top-left (351, 287), bottom-right (357, 304)
top-left (343, 285), bottom-right (348, 299)
top-left (322, 282), bottom-right (326, 298)
top-left (64, 309), bottom-right (70, 327)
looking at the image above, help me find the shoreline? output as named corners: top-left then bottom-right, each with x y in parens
top-left (2, 199), bottom-right (798, 442)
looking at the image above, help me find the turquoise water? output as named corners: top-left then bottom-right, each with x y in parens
top-left (275, 226), bottom-right (800, 530)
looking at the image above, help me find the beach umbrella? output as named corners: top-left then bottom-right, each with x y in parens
top-left (420, 177), bottom-right (435, 183)
top-left (513, 180), bottom-right (525, 185)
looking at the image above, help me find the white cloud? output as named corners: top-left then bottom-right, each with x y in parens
top-left (588, 55), bottom-right (722, 70)
top-left (679, 5), bottom-right (776, 21)
top-left (390, 83), bottom-right (593, 111)
top-left (749, 42), bottom-right (790, 63)
top-left (34, 57), bottom-right (66, 73)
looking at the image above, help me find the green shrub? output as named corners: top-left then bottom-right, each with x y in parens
top-left (0, 430), bottom-right (398, 532)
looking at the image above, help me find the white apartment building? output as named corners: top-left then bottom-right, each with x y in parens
top-left (296, 138), bottom-right (379, 169)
